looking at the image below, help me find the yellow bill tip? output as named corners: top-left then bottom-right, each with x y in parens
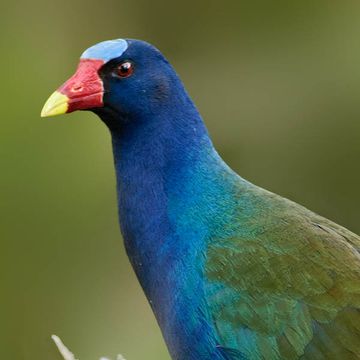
top-left (41, 91), bottom-right (69, 118)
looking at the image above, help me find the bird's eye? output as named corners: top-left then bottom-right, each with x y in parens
top-left (116, 61), bottom-right (134, 78)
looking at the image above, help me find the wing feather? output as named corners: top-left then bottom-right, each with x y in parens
top-left (205, 188), bottom-right (360, 359)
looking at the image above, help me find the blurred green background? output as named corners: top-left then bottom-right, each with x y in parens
top-left (2, 0), bottom-right (360, 359)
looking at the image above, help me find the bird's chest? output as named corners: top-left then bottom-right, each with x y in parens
top-left (119, 196), bottom-right (226, 359)
top-left (115, 152), bottom-right (236, 358)
top-left (120, 197), bottom-right (206, 314)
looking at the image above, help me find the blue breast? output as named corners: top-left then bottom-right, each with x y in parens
top-left (111, 114), bottom-right (246, 358)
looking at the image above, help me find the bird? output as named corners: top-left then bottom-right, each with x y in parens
top-left (41, 39), bottom-right (360, 360)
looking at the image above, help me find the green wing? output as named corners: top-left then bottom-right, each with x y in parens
top-left (205, 186), bottom-right (360, 359)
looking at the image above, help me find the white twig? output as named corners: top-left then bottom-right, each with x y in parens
top-left (51, 334), bottom-right (126, 360)
top-left (52, 335), bottom-right (78, 360)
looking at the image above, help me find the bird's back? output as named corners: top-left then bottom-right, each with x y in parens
top-left (204, 178), bottom-right (360, 359)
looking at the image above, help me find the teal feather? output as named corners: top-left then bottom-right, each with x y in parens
top-left (205, 179), bottom-right (360, 359)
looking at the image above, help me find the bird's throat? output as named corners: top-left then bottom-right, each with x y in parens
top-left (108, 101), bottom-right (212, 290)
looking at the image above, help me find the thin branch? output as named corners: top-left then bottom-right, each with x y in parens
top-left (52, 334), bottom-right (126, 360)
top-left (51, 335), bottom-right (78, 360)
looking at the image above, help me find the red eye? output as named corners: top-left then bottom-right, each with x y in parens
top-left (117, 61), bottom-right (134, 78)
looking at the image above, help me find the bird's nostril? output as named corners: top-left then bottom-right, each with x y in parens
top-left (72, 84), bottom-right (83, 92)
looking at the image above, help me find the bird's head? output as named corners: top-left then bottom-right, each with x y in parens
top-left (41, 39), bottom-right (179, 124)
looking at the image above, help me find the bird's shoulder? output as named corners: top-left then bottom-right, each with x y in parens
top-left (203, 182), bottom-right (360, 359)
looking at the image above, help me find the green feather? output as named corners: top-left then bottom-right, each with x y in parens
top-left (205, 185), bottom-right (360, 359)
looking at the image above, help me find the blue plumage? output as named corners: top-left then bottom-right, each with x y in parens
top-left (106, 45), bottom-right (233, 356)
top-left (42, 39), bottom-right (360, 360)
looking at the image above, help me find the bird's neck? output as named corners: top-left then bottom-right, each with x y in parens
top-left (106, 92), bottom-right (243, 322)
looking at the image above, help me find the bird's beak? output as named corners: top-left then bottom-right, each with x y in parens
top-left (41, 59), bottom-right (105, 117)
top-left (41, 91), bottom-right (69, 117)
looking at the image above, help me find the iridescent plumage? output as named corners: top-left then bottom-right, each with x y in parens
top-left (44, 39), bottom-right (360, 359)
